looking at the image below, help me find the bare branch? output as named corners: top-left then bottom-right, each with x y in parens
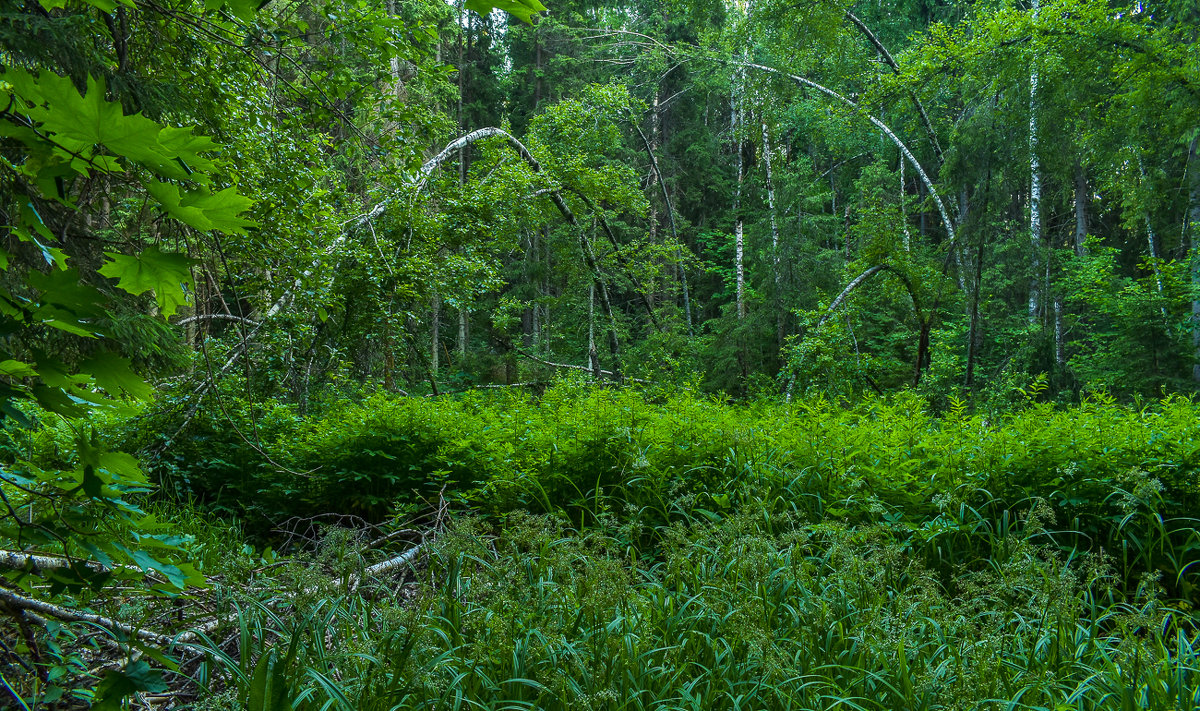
top-left (174, 314), bottom-right (260, 327)
top-left (844, 10), bottom-right (945, 166)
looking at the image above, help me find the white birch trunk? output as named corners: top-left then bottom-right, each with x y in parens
top-left (762, 122), bottom-right (784, 346)
top-left (899, 152), bottom-right (912, 252)
top-left (732, 70), bottom-right (746, 322)
top-left (1054, 294), bottom-right (1065, 366)
top-left (588, 282), bottom-right (600, 378)
top-left (1136, 157), bottom-right (1166, 312)
top-left (1073, 162), bottom-right (1089, 256)
top-left (1028, 0), bottom-right (1042, 323)
top-left (458, 309), bottom-right (468, 358)
top-left (1189, 137), bottom-right (1200, 382)
top-left (431, 293), bottom-right (440, 374)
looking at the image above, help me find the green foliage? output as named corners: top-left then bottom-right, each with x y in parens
top-left (465, 0), bottom-right (547, 24)
top-left (193, 506), bottom-right (1200, 710)
top-left (1060, 242), bottom-right (1189, 395)
top-left (136, 384), bottom-right (1200, 604)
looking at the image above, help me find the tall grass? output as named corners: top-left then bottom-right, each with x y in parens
top-left (104, 384), bottom-right (1200, 708)
top-left (195, 511), bottom-right (1200, 710)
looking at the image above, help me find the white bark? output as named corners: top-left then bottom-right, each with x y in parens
top-left (214, 127), bottom-right (619, 390)
top-left (1054, 294), bottom-right (1065, 366)
top-left (431, 292), bottom-right (440, 374)
top-left (741, 62), bottom-right (958, 251)
top-left (1137, 157), bottom-right (1166, 313)
top-left (732, 68), bottom-right (746, 322)
top-left (762, 123), bottom-right (782, 288)
top-left (1074, 161), bottom-right (1089, 256)
top-left (588, 281), bottom-right (599, 378)
top-left (899, 151), bottom-right (912, 252)
top-left (1028, 0), bottom-right (1042, 323)
top-left (458, 309), bottom-right (468, 357)
top-left (0, 550), bottom-right (114, 574)
top-left (763, 122), bottom-right (784, 346)
top-left (0, 587), bottom-right (183, 647)
top-left (844, 10), bottom-right (944, 166)
top-left (1189, 137), bottom-right (1200, 382)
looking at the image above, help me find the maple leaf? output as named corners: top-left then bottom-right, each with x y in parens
top-left (81, 351), bottom-right (154, 400)
top-left (98, 245), bottom-right (195, 318)
top-left (464, 0), bottom-right (546, 23)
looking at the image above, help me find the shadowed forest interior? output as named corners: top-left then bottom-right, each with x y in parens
top-left (3, 0), bottom-right (1200, 707)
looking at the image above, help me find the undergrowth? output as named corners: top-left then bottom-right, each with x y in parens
top-left (120, 382), bottom-right (1200, 603)
top-left (190, 510), bottom-right (1200, 710)
top-left (8, 383), bottom-right (1200, 709)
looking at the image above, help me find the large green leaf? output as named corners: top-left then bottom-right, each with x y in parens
top-left (98, 245), bottom-right (195, 318)
top-left (92, 661), bottom-right (168, 711)
top-left (464, 0), bottom-right (546, 23)
top-left (81, 351), bottom-right (153, 400)
top-left (31, 74), bottom-right (165, 163)
top-left (5, 69), bottom-right (225, 183)
top-left (147, 181), bottom-right (256, 234)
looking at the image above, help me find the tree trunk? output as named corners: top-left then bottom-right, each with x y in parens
top-left (1073, 161), bottom-right (1088, 256)
top-left (1028, 0), bottom-right (1042, 323)
top-left (1137, 157), bottom-right (1166, 312)
top-left (459, 309), bottom-right (468, 358)
top-left (742, 61), bottom-right (959, 250)
top-left (631, 104), bottom-right (692, 335)
top-left (588, 282), bottom-right (600, 378)
top-left (732, 75), bottom-right (746, 323)
top-left (431, 292), bottom-right (441, 377)
top-left (763, 122), bottom-right (784, 349)
top-left (899, 153), bottom-right (912, 252)
top-left (1054, 294), bottom-right (1065, 367)
top-left (913, 321), bottom-right (930, 386)
top-left (457, 3), bottom-right (467, 184)
top-left (1189, 137), bottom-right (1200, 382)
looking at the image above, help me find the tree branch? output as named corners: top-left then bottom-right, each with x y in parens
top-left (844, 10), bottom-right (945, 166)
top-left (740, 61), bottom-right (957, 251)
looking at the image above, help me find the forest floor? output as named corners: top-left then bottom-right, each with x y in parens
top-left (6, 385), bottom-right (1200, 709)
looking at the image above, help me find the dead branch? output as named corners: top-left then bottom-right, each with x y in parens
top-left (0, 587), bottom-right (182, 647)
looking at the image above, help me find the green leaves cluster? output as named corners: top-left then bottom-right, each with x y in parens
top-left (0, 41), bottom-right (253, 709)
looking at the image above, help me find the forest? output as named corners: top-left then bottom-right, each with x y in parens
top-left (2, 0), bottom-right (1200, 707)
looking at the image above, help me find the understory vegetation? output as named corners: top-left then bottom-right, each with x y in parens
top-left (7, 385), bottom-right (1200, 708)
top-left (4, 0), bottom-right (1200, 707)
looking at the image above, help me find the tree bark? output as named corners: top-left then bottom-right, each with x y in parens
top-left (588, 282), bottom-right (600, 378)
top-left (763, 122), bottom-right (784, 349)
top-left (630, 110), bottom-right (693, 334)
top-left (1028, 0), bottom-right (1042, 323)
top-left (430, 292), bottom-right (440, 376)
top-left (732, 71), bottom-right (746, 323)
top-left (1188, 137), bottom-right (1200, 382)
top-left (458, 309), bottom-right (468, 358)
top-left (1073, 161), bottom-right (1089, 256)
top-left (222, 128), bottom-right (625, 395)
top-left (741, 62), bottom-right (958, 251)
top-left (843, 10), bottom-right (944, 166)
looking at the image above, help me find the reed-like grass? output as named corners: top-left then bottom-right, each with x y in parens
top-left (195, 509), bottom-right (1200, 711)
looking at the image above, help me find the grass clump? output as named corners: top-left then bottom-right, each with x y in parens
top-left (192, 509), bottom-right (1200, 710)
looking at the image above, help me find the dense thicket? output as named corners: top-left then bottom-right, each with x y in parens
top-left (2, 0), bottom-right (1200, 707)
top-left (6, 0), bottom-right (1198, 407)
